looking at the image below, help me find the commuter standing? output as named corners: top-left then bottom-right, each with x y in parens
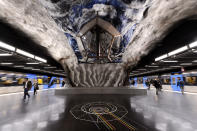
top-left (131, 80), bottom-right (135, 87)
top-left (33, 80), bottom-right (39, 95)
top-left (152, 78), bottom-right (162, 95)
top-left (177, 78), bottom-right (185, 94)
top-left (23, 78), bottom-right (32, 101)
top-left (145, 79), bottom-right (151, 90)
top-left (62, 80), bottom-right (65, 87)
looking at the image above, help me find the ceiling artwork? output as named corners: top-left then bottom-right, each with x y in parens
top-left (39, 0), bottom-right (151, 63)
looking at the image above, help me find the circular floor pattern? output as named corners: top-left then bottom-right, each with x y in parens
top-left (70, 102), bottom-right (128, 123)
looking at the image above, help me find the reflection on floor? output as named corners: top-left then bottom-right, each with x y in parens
top-left (0, 89), bottom-right (197, 131)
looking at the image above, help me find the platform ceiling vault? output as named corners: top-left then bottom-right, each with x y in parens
top-left (0, 0), bottom-right (197, 74)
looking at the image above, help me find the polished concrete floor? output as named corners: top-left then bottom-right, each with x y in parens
top-left (0, 89), bottom-right (197, 131)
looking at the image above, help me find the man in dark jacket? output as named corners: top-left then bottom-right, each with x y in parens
top-left (23, 78), bottom-right (32, 100)
top-left (145, 80), bottom-right (151, 90)
top-left (152, 78), bottom-right (162, 95)
top-left (177, 78), bottom-right (185, 94)
top-left (33, 80), bottom-right (39, 95)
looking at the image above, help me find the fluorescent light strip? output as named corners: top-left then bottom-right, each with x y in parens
top-left (192, 60), bottom-right (197, 62)
top-left (35, 56), bottom-right (47, 63)
top-left (162, 60), bottom-right (178, 63)
top-left (0, 54), bottom-right (12, 56)
top-left (16, 49), bottom-right (34, 58)
top-left (155, 54), bottom-right (168, 61)
top-left (137, 69), bottom-right (146, 71)
top-left (14, 65), bottom-right (24, 68)
top-left (168, 46), bottom-right (188, 56)
top-left (32, 69), bottom-right (40, 71)
top-left (26, 63), bottom-right (39, 65)
top-left (0, 41), bottom-right (15, 51)
top-left (180, 63), bottom-right (192, 66)
top-left (170, 66), bottom-right (181, 68)
top-left (146, 65), bottom-right (159, 67)
top-left (189, 41), bottom-right (197, 48)
top-left (44, 66), bottom-right (56, 69)
top-left (1, 63), bottom-right (13, 65)
top-left (24, 67), bottom-right (33, 69)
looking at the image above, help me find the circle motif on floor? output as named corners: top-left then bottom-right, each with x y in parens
top-left (70, 102), bottom-right (128, 122)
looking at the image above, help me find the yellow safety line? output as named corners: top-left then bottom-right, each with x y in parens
top-left (93, 110), bottom-right (116, 130)
top-left (107, 111), bottom-right (136, 131)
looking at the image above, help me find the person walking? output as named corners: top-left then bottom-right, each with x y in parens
top-left (23, 78), bottom-right (32, 101)
top-left (152, 78), bottom-right (162, 95)
top-left (145, 79), bottom-right (151, 90)
top-left (33, 80), bottom-right (39, 95)
top-left (177, 78), bottom-right (185, 94)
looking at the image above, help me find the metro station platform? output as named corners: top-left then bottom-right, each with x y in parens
top-left (0, 89), bottom-right (197, 131)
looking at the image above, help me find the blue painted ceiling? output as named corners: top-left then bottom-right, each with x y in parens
top-left (41, 0), bottom-right (151, 63)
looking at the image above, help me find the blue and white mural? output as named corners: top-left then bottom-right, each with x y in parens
top-left (40, 0), bottom-right (151, 62)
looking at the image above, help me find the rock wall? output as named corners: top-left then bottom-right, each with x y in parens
top-left (61, 63), bottom-right (127, 87)
top-left (0, 0), bottom-right (77, 67)
top-left (123, 0), bottom-right (197, 67)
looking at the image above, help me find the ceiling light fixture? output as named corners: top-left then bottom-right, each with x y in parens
top-left (26, 63), bottom-right (39, 65)
top-left (0, 63), bottom-right (13, 65)
top-left (0, 53), bottom-right (12, 56)
top-left (155, 54), bottom-right (168, 61)
top-left (35, 56), bottom-right (47, 63)
top-left (0, 41), bottom-right (15, 51)
top-left (189, 41), bottom-right (197, 48)
top-left (162, 60), bottom-right (178, 63)
top-left (24, 67), bottom-right (33, 69)
top-left (170, 66), bottom-right (181, 68)
top-left (32, 69), bottom-right (40, 70)
top-left (44, 66), bottom-right (56, 69)
top-left (14, 65), bottom-right (24, 68)
top-left (16, 49), bottom-right (34, 58)
top-left (180, 63), bottom-right (192, 66)
top-left (137, 69), bottom-right (146, 71)
top-left (168, 46), bottom-right (188, 56)
top-left (146, 65), bottom-right (159, 68)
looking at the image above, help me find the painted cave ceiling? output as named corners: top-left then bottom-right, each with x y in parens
top-left (40, 0), bottom-right (151, 63)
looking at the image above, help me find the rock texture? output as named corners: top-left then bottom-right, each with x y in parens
top-left (39, 0), bottom-right (151, 61)
top-left (0, 0), bottom-right (77, 67)
top-left (122, 0), bottom-right (197, 67)
top-left (61, 63), bottom-right (127, 87)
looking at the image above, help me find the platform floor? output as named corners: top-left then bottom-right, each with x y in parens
top-left (0, 89), bottom-right (197, 131)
